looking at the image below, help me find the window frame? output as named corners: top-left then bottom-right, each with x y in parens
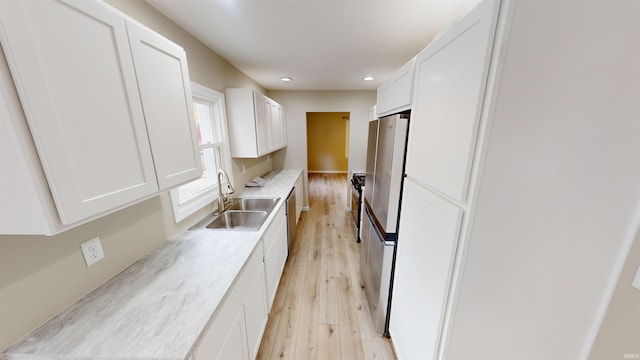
top-left (169, 82), bottom-right (233, 223)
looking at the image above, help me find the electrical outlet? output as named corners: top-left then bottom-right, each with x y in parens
top-left (80, 236), bottom-right (104, 267)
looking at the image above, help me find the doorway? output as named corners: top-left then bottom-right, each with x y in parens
top-left (306, 112), bottom-right (349, 174)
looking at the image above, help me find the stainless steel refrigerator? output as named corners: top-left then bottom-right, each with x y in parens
top-left (360, 111), bottom-right (409, 336)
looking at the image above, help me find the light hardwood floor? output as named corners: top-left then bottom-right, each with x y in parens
top-left (257, 173), bottom-right (397, 359)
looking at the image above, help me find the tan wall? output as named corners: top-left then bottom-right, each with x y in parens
top-left (0, 1), bottom-right (269, 350)
top-left (306, 112), bottom-right (349, 172)
top-left (589, 226), bottom-right (640, 359)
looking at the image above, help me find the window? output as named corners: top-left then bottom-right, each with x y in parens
top-left (169, 83), bottom-right (232, 223)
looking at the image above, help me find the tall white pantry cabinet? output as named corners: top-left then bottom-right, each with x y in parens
top-left (0, 0), bottom-right (201, 235)
top-left (390, 0), bottom-right (640, 359)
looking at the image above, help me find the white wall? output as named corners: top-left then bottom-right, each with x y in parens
top-left (267, 90), bottom-right (376, 208)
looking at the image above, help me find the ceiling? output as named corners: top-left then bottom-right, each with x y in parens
top-left (146, 0), bottom-right (480, 91)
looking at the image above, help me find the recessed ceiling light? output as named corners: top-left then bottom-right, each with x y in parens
top-left (363, 76), bottom-right (375, 81)
top-left (280, 77), bottom-right (292, 82)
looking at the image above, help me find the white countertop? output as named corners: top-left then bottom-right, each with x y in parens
top-left (2, 169), bottom-right (302, 360)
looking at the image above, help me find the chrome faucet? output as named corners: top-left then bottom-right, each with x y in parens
top-left (216, 168), bottom-right (235, 214)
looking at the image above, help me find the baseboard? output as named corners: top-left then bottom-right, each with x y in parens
top-left (308, 170), bottom-right (348, 174)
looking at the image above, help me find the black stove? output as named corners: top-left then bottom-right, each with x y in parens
top-left (351, 173), bottom-right (365, 190)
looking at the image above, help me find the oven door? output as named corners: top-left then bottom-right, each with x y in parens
top-left (351, 185), bottom-right (360, 226)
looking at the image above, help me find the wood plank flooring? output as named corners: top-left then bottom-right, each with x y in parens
top-left (257, 173), bottom-right (396, 360)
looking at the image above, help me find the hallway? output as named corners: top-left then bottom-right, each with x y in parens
top-left (257, 173), bottom-right (396, 359)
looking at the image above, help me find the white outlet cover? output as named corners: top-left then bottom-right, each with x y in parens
top-left (80, 236), bottom-right (105, 267)
top-left (633, 265), bottom-right (640, 290)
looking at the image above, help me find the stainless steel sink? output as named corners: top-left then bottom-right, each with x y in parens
top-left (205, 210), bottom-right (268, 230)
top-left (189, 197), bottom-right (280, 231)
top-left (229, 197), bottom-right (280, 212)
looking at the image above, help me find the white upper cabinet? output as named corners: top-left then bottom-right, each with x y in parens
top-left (253, 92), bottom-right (270, 156)
top-left (0, 0), bottom-right (200, 233)
top-left (225, 88), bottom-right (286, 158)
top-left (0, 58), bottom-right (69, 235)
top-left (376, 57), bottom-right (416, 117)
top-left (268, 101), bottom-right (286, 152)
top-left (405, 0), bottom-right (499, 203)
top-left (126, 20), bottom-right (202, 190)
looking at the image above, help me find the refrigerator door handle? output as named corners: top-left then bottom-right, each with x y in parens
top-left (365, 207), bottom-right (394, 247)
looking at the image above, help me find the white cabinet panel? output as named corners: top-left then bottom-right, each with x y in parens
top-left (266, 100), bottom-right (275, 153)
top-left (263, 206), bottom-right (288, 310)
top-left (254, 94), bottom-right (269, 156)
top-left (0, 71), bottom-right (66, 235)
top-left (376, 57), bottom-right (415, 117)
top-left (194, 303), bottom-right (248, 360)
top-left (217, 307), bottom-right (248, 360)
top-left (126, 20), bottom-right (202, 190)
top-left (406, 0), bottom-right (499, 203)
top-left (390, 178), bottom-right (463, 359)
top-left (193, 244), bottom-right (266, 360)
top-left (268, 101), bottom-right (286, 151)
top-left (295, 174), bottom-right (304, 223)
top-left (244, 262), bottom-right (268, 359)
top-left (0, 0), bottom-right (158, 224)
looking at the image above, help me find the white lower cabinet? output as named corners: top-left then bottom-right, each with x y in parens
top-left (194, 203), bottom-right (289, 359)
top-left (193, 244), bottom-right (267, 360)
top-left (243, 261), bottom-right (269, 359)
top-left (216, 305), bottom-right (248, 360)
top-left (263, 205), bottom-right (288, 310)
top-left (390, 178), bottom-right (463, 359)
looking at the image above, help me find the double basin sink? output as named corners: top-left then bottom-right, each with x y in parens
top-left (190, 197), bottom-right (280, 231)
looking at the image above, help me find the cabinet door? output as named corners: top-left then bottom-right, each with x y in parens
top-left (268, 102), bottom-right (278, 151)
top-left (243, 261), bottom-right (268, 359)
top-left (126, 20), bottom-right (202, 190)
top-left (270, 102), bottom-right (286, 151)
top-left (390, 178), bottom-right (463, 359)
top-left (376, 82), bottom-right (392, 116)
top-left (263, 207), bottom-right (287, 310)
top-left (405, 0), bottom-right (499, 203)
top-left (194, 246), bottom-right (265, 360)
top-left (376, 57), bottom-right (415, 117)
top-left (210, 305), bottom-right (248, 360)
top-left (0, 0), bottom-right (158, 224)
top-left (254, 94), bottom-right (269, 156)
top-left (265, 101), bottom-right (274, 152)
top-left (279, 105), bottom-right (287, 148)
